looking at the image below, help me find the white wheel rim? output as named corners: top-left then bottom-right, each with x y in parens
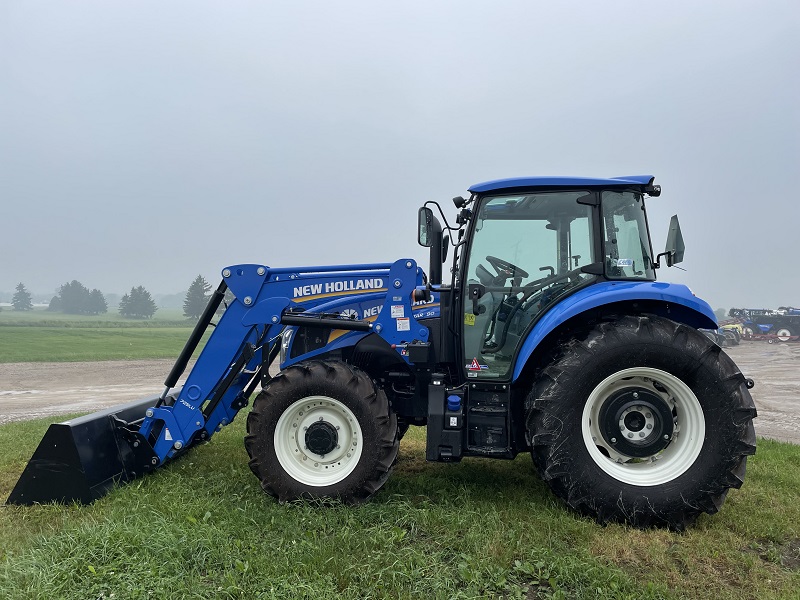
top-left (776, 328), bottom-right (792, 342)
top-left (581, 367), bottom-right (705, 486)
top-left (274, 395), bottom-right (363, 486)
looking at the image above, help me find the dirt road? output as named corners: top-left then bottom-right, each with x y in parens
top-left (0, 342), bottom-right (798, 443)
top-left (724, 341), bottom-right (800, 444)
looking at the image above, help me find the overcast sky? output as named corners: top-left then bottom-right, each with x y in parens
top-left (1, 1), bottom-right (798, 310)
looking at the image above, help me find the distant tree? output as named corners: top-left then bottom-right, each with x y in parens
top-left (47, 295), bottom-right (62, 312)
top-left (714, 308), bottom-right (728, 322)
top-left (87, 289), bottom-right (108, 315)
top-left (12, 283), bottom-right (33, 311)
top-left (183, 275), bottom-right (211, 320)
top-left (58, 280), bottom-right (92, 314)
top-left (119, 285), bottom-right (157, 318)
top-left (216, 288), bottom-right (235, 316)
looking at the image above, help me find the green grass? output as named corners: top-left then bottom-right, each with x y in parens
top-left (1, 417), bottom-right (798, 599)
top-left (0, 307), bottom-right (190, 327)
top-left (0, 308), bottom-right (212, 362)
top-left (0, 327), bottom-right (205, 362)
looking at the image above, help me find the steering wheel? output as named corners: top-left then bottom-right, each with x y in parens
top-left (519, 266), bottom-right (585, 311)
top-left (485, 255), bottom-right (530, 279)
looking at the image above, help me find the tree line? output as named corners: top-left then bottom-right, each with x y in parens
top-left (6, 276), bottom-right (223, 320)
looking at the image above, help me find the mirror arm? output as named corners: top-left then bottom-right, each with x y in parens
top-left (652, 250), bottom-right (675, 269)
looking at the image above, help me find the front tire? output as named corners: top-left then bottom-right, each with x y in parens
top-left (245, 360), bottom-right (399, 504)
top-left (527, 315), bottom-right (756, 529)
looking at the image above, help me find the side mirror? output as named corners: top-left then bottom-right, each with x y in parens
top-left (664, 215), bottom-right (685, 266)
top-left (418, 207), bottom-right (434, 247)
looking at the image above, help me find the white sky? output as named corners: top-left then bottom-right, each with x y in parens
top-left (1, 1), bottom-right (798, 310)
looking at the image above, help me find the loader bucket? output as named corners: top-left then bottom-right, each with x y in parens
top-left (7, 395), bottom-right (162, 506)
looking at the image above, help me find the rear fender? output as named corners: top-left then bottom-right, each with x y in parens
top-left (512, 281), bottom-right (717, 382)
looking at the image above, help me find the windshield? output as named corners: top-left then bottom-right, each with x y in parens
top-left (601, 191), bottom-right (655, 280)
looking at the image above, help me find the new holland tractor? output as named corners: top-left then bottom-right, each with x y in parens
top-left (9, 175), bottom-right (757, 530)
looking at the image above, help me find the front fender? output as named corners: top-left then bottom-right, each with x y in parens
top-left (512, 281), bottom-right (717, 381)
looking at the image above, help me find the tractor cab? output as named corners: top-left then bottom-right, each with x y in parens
top-left (419, 176), bottom-right (680, 381)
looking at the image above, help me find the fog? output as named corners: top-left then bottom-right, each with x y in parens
top-left (1, 1), bottom-right (798, 310)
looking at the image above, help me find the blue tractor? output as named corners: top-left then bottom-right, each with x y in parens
top-left (9, 175), bottom-right (756, 529)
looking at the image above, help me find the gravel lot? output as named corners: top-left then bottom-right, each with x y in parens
top-left (0, 342), bottom-right (798, 443)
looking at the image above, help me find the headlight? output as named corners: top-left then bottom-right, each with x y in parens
top-left (280, 328), bottom-right (293, 364)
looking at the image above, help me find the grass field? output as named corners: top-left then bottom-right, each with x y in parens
top-left (0, 308), bottom-right (204, 362)
top-left (0, 327), bottom-right (207, 362)
top-left (0, 307), bottom-right (190, 327)
top-left (1, 416), bottom-right (799, 599)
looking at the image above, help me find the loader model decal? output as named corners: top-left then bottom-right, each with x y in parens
top-left (293, 278), bottom-right (385, 300)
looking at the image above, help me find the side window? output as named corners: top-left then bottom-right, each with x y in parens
top-left (468, 219), bottom-right (556, 283)
top-left (602, 192), bottom-right (655, 280)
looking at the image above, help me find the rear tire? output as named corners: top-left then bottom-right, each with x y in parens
top-left (527, 315), bottom-right (756, 529)
top-left (776, 328), bottom-right (794, 342)
top-left (245, 360), bottom-right (399, 504)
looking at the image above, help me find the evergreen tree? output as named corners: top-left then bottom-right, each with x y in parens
top-left (58, 280), bottom-right (92, 314)
top-left (183, 275), bottom-right (211, 320)
top-left (119, 285), bottom-right (157, 318)
top-left (118, 292), bottom-right (130, 316)
top-left (216, 288), bottom-right (235, 316)
top-left (12, 283), bottom-right (33, 311)
top-left (87, 289), bottom-right (108, 315)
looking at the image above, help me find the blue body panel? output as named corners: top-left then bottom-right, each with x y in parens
top-left (511, 281), bottom-right (717, 381)
top-left (468, 175), bottom-right (654, 194)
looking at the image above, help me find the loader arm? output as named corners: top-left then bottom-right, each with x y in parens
top-left (143, 258), bottom-right (431, 464)
top-left (7, 259), bottom-right (430, 505)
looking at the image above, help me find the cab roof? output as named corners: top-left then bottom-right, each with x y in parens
top-left (468, 175), bottom-right (655, 194)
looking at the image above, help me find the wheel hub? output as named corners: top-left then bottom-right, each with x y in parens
top-left (599, 388), bottom-right (674, 458)
top-left (305, 421), bottom-right (338, 456)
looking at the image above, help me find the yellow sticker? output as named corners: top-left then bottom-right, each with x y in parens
top-left (464, 313), bottom-right (476, 326)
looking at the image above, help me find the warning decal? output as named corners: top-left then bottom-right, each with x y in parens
top-left (466, 358), bottom-right (489, 371)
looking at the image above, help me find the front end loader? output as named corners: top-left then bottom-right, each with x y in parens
top-left (9, 175), bottom-right (756, 530)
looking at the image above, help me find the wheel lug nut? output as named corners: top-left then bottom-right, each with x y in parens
top-left (610, 437), bottom-right (617, 443)
top-left (633, 392), bottom-right (639, 399)
top-left (319, 417), bottom-right (323, 421)
top-left (627, 433), bottom-right (634, 438)
top-left (663, 434), bottom-right (670, 440)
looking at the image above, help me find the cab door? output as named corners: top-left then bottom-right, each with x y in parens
top-left (461, 191), bottom-right (596, 380)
